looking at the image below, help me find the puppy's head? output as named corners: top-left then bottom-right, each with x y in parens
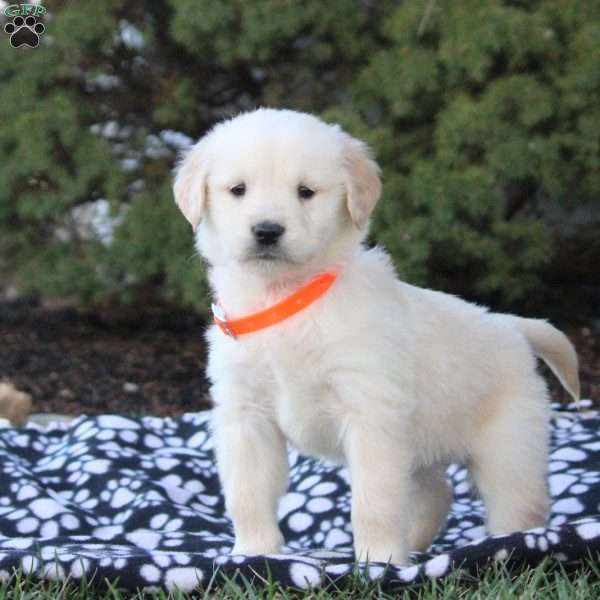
top-left (174, 109), bottom-right (381, 273)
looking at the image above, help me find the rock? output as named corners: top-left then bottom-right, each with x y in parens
top-left (58, 388), bottom-right (75, 400)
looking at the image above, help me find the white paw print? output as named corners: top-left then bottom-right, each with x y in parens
top-left (149, 513), bottom-right (184, 533)
top-left (524, 527), bottom-right (561, 552)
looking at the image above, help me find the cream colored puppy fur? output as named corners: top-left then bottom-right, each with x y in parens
top-left (174, 108), bottom-right (580, 564)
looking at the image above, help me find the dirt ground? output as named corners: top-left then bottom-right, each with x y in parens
top-left (0, 297), bottom-right (598, 417)
top-left (0, 298), bottom-right (211, 417)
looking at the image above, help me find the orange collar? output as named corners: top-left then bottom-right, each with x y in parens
top-left (212, 272), bottom-right (337, 338)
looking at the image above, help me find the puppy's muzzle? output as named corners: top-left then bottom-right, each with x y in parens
top-left (252, 221), bottom-right (285, 247)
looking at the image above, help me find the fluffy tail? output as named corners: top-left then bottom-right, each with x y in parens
top-left (508, 317), bottom-right (580, 402)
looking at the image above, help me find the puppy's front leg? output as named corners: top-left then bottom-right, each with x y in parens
top-left (344, 424), bottom-right (412, 565)
top-left (214, 405), bottom-right (288, 555)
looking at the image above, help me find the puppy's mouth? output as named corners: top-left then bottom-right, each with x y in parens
top-left (245, 247), bottom-right (287, 262)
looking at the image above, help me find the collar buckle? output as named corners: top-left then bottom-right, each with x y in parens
top-left (211, 303), bottom-right (238, 339)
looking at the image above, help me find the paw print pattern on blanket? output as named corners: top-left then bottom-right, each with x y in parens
top-left (281, 453), bottom-right (353, 552)
top-left (1, 402), bottom-right (600, 592)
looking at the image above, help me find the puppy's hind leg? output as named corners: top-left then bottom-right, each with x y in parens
top-left (470, 382), bottom-right (550, 535)
top-left (407, 466), bottom-right (452, 552)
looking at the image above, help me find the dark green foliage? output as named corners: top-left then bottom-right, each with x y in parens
top-left (0, 1), bottom-right (598, 313)
top-left (333, 0), bottom-right (600, 304)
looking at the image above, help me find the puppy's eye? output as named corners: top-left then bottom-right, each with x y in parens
top-left (230, 183), bottom-right (246, 197)
top-left (298, 185), bottom-right (315, 200)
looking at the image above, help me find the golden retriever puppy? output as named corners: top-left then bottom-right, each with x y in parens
top-left (173, 108), bottom-right (579, 564)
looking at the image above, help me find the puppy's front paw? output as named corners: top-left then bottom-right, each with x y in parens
top-left (231, 529), bottom-right (284, 556)
top-left (354, 540), bottom-right (409, 566)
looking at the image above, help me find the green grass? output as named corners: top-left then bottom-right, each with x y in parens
top-left (2, 558), bottom-right (600, 599)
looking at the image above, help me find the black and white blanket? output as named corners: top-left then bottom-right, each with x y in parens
top-left (0, 402), bottom-right (599, 592)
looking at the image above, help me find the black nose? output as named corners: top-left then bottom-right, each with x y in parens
top-left (252, 221), bottom-right (285, 246)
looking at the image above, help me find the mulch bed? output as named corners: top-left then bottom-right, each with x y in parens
top-left (0, 297), bottom-right (598, 416)
top-left (0, 298), bottom-right (211, 416)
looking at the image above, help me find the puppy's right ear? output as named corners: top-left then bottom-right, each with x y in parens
top-left (173, 139), bottom-right (210, 230)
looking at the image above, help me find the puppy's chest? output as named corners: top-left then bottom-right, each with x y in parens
top-left (265, 343), bottom-right (343, 461)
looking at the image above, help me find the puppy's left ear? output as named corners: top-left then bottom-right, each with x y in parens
top-left (173, 139), bottom-right (210, 230)
top-left (343, 135), bottom-right (382, 230)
